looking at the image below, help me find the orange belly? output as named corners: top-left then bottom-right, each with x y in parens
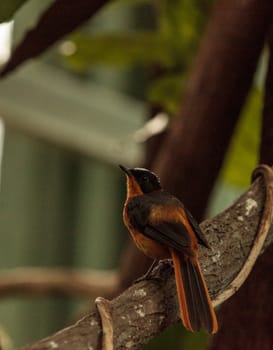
top-left (123, 204), bottom-right (170, 260)
top-left (131, 229), bottom-right (170, 260)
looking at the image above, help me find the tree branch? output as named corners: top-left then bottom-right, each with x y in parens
top-left (0, 268), bottom-right (118, 298)
top-left (0, 0), bottom-right (108, 77)
top-left (211, 20), bottom-right (273, 350)
top-left (18, 165), bottom-right (273, 350)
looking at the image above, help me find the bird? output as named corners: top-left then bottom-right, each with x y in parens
top-left (119, 164), bottom-right (218, 334)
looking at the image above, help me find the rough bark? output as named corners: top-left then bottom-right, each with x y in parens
top-left (153, 0), bottom-right (273, 220)
top-left (210, 21), bottom-right (273, 350)
top-left (18, 171), bottom-right (273, 350)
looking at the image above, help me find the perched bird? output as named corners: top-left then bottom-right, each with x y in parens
top-left (119, 165), bottom-right (218, 334)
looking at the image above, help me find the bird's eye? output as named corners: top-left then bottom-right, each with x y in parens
top-left (143, 176), bottom-right (149, 182)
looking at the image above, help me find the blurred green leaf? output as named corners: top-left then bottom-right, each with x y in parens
top-left (182, 329), bottom-right (208, 350)
top-left (148, 73), bottom-right (186, 113)
top-left (145, 0), bottom-right (210, 113)
top-left (57, 0), bottom-right (209, 115)
top-left (113, 0), bottom-right (151, 4)
top-left (157, 0), bottom-right (208, 63)
top-left (145, 323), bottom-right (208, 350)
top-left (61, 0), bottom-right (208, 73)
top-left (0, 0), bottom-right (29, 23)
top-left (61, 32), bottom-right (173, 71)
top-left (144, 323), bottom-right (186, 350)
top-left (220, 88), bottom-right (262, 187)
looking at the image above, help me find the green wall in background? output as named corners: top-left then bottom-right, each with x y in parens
top-left (0, 128), bottom-right (124, 347)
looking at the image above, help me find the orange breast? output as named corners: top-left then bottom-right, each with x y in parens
top-left (132, 229), bottom-right (170, 260)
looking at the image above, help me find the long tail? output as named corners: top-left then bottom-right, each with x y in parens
top-left (171, 249), bottom-right (218, 334)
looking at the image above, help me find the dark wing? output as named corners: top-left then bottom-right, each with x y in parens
top-left (126, 193), bottom-right (197, 256)
top-left (184, 208), bottom-right (210, 248)
top-left (144, 221), bottom-right (194, 257)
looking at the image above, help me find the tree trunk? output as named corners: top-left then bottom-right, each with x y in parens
top-left (260, 24), bottom-right (273, 165)
top-left (154, 0), bottom-right (273, 220)
top-left (210, 20), bottom-right (273, 350)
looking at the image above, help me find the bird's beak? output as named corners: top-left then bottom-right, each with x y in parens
top-left (119, 164), bottom-right (131, 176)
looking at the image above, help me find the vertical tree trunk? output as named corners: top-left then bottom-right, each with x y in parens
top-left (210, 244), bottom-right (273, 350)
top-left (260, 24), bottom-right (273, 165)
top-left (210, 20), bottom-right (273, 350)
top-left (154, 0), bottom-right (273, 220)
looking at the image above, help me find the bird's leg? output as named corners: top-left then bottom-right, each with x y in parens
top-left (134, 259), bottom-right (158, 284)
top-left (143, 259), bottom-right (158, 279)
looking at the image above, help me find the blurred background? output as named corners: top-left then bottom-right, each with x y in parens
top-left (0, 1), bottom-right (265, 349)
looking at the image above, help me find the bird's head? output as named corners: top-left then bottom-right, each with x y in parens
top-left (119, 165), bottom-right (161, 195)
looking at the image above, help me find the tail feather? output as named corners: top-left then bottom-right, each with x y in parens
top-left (184, 258), bottom-right (201, 331)
top-left (171, 249), bottom-right (218, 334)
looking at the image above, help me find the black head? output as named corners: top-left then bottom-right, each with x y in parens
top-left (119, 165), bottom-right (161, 193)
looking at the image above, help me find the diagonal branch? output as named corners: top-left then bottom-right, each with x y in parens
top-left (0, 0), bottom-right (108, 77)
top-left (18, 165), bottom-right (273, 350)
